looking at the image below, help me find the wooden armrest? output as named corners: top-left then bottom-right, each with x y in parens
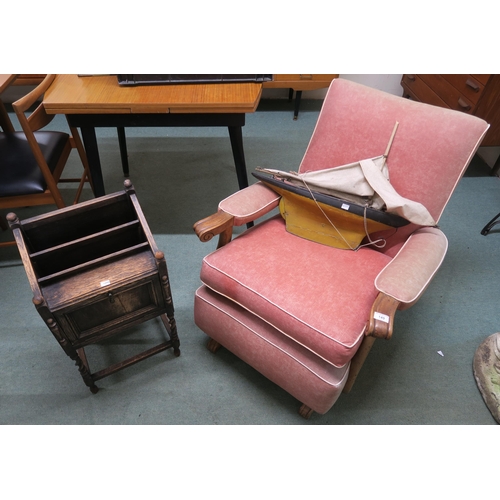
top-left (365, 292), bottom-right (400, 340)
top-left (193, 211), bottom-right (235, 248)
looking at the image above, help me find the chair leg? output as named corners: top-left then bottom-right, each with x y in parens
top-left (299, 404), bottom-right (314, 419)
top-left (343, 336), bottom-right (377, 393)
top-left (0, 214), bottom-right (8, 231)
top-left (73, 172), bottom-right (90, 204)
top-left (481, 211), bottom-right (500, 235)
top-left (207, 338), bottom-right (222, 353)
top-left (68, 125), bottom-right (95, 203)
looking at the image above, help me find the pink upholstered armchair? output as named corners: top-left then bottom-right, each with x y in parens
top-left (193, 78), bottom-right (489, 418)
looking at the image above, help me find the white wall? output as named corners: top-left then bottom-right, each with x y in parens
top-left (339, 74), bottom-right (403, 95)
top-left (261, 74), bottom-right (404, 99)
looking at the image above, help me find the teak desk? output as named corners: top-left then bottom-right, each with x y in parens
top-left (43, 75), bottom-right (263, 196)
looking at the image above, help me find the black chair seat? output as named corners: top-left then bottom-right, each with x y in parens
top-left (0, 131), bottom-right (68, 197)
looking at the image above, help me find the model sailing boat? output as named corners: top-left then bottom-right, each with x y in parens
top-left (252, 122), bottom-right (436, 250)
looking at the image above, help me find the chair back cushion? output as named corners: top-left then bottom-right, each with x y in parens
top-left (299, 78), bottom-right (489, 224)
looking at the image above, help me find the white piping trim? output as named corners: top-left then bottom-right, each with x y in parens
top-left (201, 258), bottom-right (365, 351)
top-left (196, 287), bottom-right (350, 387)
top-left (218, 183), bottom-right (281, 219)
top-left (199, 281), bottom-right (354, 369)
top-left (433, 125), bottom-right (490, 223)
top-left (374, 228), bottom-right (448, 303)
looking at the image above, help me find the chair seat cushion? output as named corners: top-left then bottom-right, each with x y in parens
top-left (200, 215), bottom-right (393, 368)
top-left (0, 131), bottom-right (68, 197)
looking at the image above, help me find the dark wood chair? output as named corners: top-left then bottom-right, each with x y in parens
top-left (0, 74), bottom-right (93, 248)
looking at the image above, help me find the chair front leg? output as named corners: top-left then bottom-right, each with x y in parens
top-left (343, 292), bottom-right (400, 393)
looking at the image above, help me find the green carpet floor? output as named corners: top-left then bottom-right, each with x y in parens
top-left (1, 98), bottom-right (499, 426)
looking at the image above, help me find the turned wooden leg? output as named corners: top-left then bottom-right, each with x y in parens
top-left (71, 348), bottom-right (99, 394)
top-left (160, 313), bottom-right (180, 357)
top-left (299, 404), bottom-right (314, 419)
top-left (40, 308), bottom-right (99, 394)
top-left (207, 338), bottom-right (222, 353)
top-left (75, 347), bottom-right (99, 394)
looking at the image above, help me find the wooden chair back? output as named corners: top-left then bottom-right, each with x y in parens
top-left (1, 75), bottom-right (92, 248)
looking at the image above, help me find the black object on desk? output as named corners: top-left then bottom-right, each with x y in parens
top-left (117, 74), bottom-right (272, 86)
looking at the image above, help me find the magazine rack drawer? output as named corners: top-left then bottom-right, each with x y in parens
top-left (53, 274), bottom-right (166, 346)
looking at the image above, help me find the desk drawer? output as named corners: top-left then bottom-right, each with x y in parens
top-left (272, 74), bottom-right (335, 83)
top-left (264, 74), bottom-right (338, 91)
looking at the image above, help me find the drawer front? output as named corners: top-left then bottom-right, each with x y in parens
top-left (472, 74), bottom-right (491, 86)
top-left (441, 75), bottom-right (485, 105)
top-left (402, 74), bottom-right (476, 114)
top-left (265, 74), bottom-right (338, 91)
top-left (55, 276), bottom-right (166, 345)
top-left (272, 74), bottom-right (336, 83)
top-left (401, 74), bottom-right (448, 108)
top-left (419, 74), bottom-right (476, 114)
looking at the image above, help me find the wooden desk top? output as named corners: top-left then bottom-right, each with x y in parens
top-left (0, 74), bottom-right (19, 94)
top-left (43, 74), bottom-right (263, 115)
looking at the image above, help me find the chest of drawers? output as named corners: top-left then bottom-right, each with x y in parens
top-left (402, 74), bottom-right (500, 175)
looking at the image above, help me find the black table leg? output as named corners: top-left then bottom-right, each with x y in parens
top-left (117, 127), bottom-right (130, 177)
top-left (80, 126), bottom-right (106, 197)
top-left (70, 114), bottom-right (250, 197)
top-left (228, 125), bottom-right (249, 190)
top-left (293, 90), bottom-right (302, 120)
